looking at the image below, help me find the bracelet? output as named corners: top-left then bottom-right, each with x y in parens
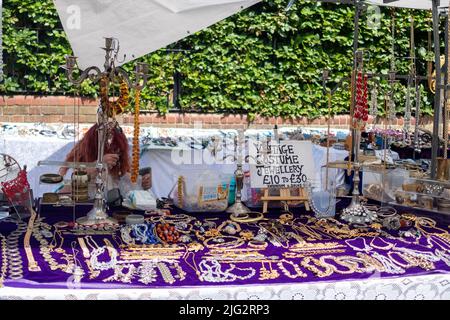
top-left (248, 240), bottom-right (268, 250)
top-left (377, 206), bottom-right (397, 218)
top-left (78, 237), bottom-right (91, 258)
top-left (230, 212), bottom-right (264, 223)
top-left (203, 236), bottom-right (244, 249)
top-left (217, 220), bottom-right (241, 235)
top-left (300, 256), bottom-right (333, 278)
top-left (40, 173), bottom-right (63, 184)
top-left (126, 214), bottom-right (145, 225)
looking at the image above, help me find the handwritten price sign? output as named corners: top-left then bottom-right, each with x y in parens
top-left (249, 140), bottom-right (315, 188)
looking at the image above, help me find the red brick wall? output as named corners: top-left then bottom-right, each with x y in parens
top-left (0, 95), bottom-right (433, 129)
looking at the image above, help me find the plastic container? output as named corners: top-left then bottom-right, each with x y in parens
top-left (170, 170), bottom-right (232, 212)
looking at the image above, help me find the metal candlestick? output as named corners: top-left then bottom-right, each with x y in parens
top-left (76, 107), bottom-right (116, 225)
top-left (340, 159), bottom-right (377, 225)
top-left (227, 163), bottom-right (251, 217)
top-left (64, 38), bottom-right (150, 226)
top-left (227, 131), bottom-right (251, 217)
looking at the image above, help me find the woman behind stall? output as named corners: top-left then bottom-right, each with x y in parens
top-left (59, 121), bottom-right (151, 194)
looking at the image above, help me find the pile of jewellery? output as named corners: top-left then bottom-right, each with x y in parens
top-left (0, 206), bottom-right (449, 286)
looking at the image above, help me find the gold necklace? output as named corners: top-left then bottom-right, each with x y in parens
top-left (356, 252), bottom-right (385, 272)
top-left (77, 237), bottom-right (90, 258)
top-left (334, 255), bottom-right (372, 273)
top-left (34, 222), bottom-right (73, 273)
top-left (183, 251), bottom-right (203, 281)
top-left (258, 262), bottom-right (271, 280)
top-left (24, 208), bottom-right (41, 272)
top-left (387, 251), bottom-right (416, 269)
top-left (369, 237), bottom-right (395, 251)
top-left (0, 234), bottom-right (7, 287)
top-left (283, 249), bottom-right (345, 258)
top-left (300, 257), bottom-right (334, 278)
top-left (54, 230), bottom-right (65, 254)
top-left (267, 261), bottom-right (279, 279)
top-left (203, 236), bottom-right (244, 249)
top-left (319, 255), bottom-right (357, 275)
top-left (277, 259), bottom-right (307, 278)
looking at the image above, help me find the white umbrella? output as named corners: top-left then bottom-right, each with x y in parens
top-left (53, 0), bottom-right (261, 70)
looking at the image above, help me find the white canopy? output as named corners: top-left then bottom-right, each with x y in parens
top-left (53, 0), bottom-right (261, 69)
top-left (53, 0), bottom-right (449, 70)
top-left (366, 0), bottom-right (446, 10)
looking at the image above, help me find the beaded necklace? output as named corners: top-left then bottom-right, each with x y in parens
top-left (0, 234), bottom-right (7, 287)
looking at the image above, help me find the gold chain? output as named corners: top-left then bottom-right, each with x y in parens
top-left (0, 234), bottom-right (7, 287)
top-left (131, 89), bottom-right (141, 183)
top-left (24, 208), bottom-right (41, 272)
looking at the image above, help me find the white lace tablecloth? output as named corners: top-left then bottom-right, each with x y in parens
top-left (1, 274), bottom-right (449, 300)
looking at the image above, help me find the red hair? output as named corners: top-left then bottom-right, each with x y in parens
top-left (65, 123), bottom-right (130, 177)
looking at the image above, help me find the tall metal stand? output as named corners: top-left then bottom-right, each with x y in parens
top-left (64, 38), bottom-right (149, 226)
top-left (340, 2), bottom-right (377, 224)
top-left (431, 0), bottom-right (443, 179)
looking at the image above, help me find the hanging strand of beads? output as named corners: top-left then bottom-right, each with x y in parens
top-left (404, 86), bottom-right (412, 144)
top-left (353, 71), bottom-right (368, 130)
top-left (404, 16), bottom-right (415, 146)
top-left (387, 96), bottom-right (396, 124)
top-left (388, 9), bottom-right (397, 129)
top-left (177, 176), bottom-right (185, 209)
top-left (370, 84), bottom-right (378, 119)
top-left (131, 89), bottom-right (141, 183)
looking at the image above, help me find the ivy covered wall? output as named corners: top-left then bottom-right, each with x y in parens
top-left (0, 0), bottom-right (439, 120)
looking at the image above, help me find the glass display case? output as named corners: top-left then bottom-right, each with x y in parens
top-left (362, 165), bottom-right (450, 215)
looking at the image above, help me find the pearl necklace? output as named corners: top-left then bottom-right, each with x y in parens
top-left (120, 226), bottom-right (135, 245)
top-left (435, 249), bottom-right (450, 267)
top-left (104, 264), bottom-right (136, 283)
top-left (393, 247), bottom-right (440, 262)
top-left (370, 252), bottom-right (405, 274)
top-left (0, 234), bottom-right (7, 287)
top-left (90, 246), bottom-right (118, 271)
top-left (199, 259), bottom-right (255, 283)
top-left (138, 261), bottom-right (158, 284)
top-left (277, 259), bottom-right (307, 278)
top-left (345, 237), bottom-right (372, 252)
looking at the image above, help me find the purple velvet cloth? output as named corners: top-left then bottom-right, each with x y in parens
top-left (1, 199), bottom-right (450, 289)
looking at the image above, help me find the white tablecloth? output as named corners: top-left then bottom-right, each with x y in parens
top-left (1, 135), bottom-right (350, 199)
top-left (1, 273), bottom-right (449, 300)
